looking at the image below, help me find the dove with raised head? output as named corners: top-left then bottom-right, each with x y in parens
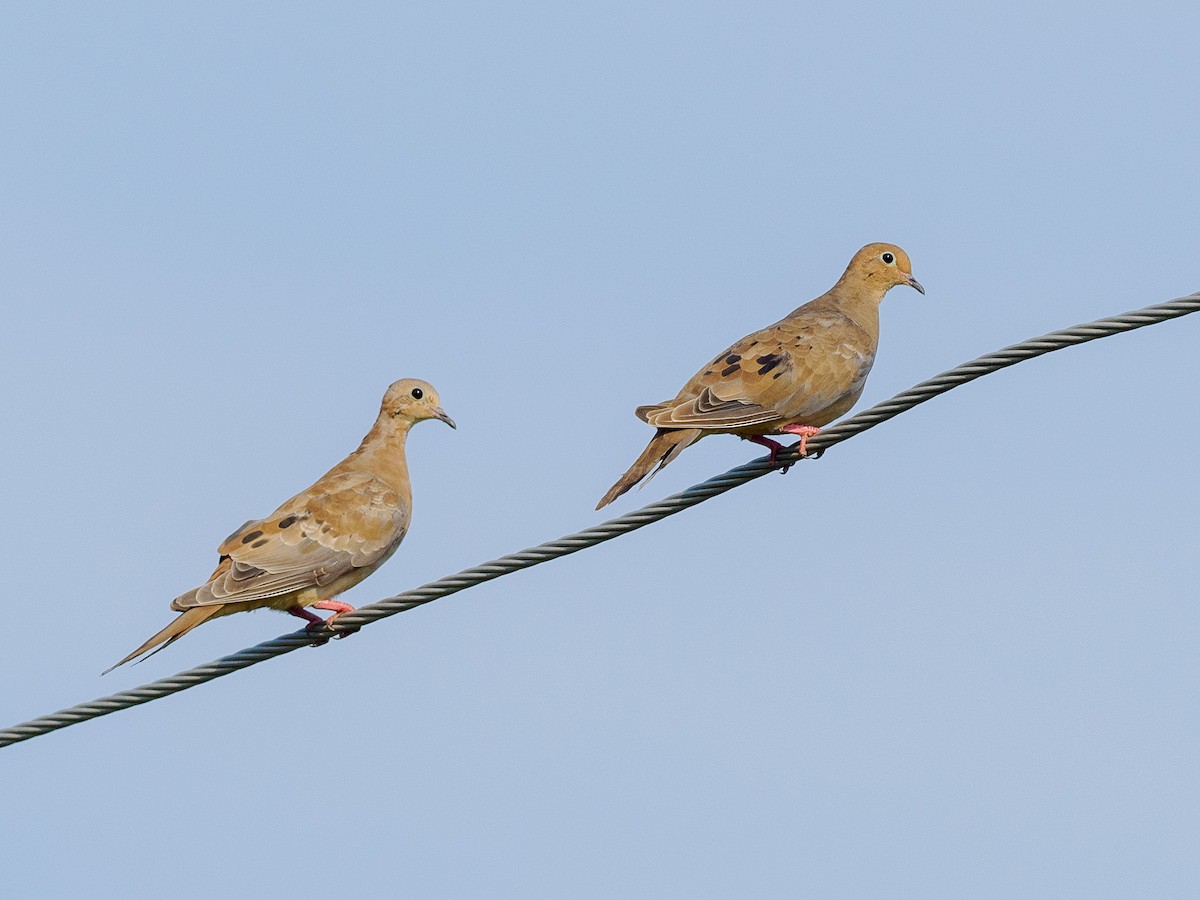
top-left (597, 243), bottom-right (923, 509)
top-left (107, 378), bottom-right (455, 671)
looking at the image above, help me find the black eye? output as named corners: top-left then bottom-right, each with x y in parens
top-left (411, 388), bottom-right (423, 400)
top-left (881, 252), bottom-right (895, 265)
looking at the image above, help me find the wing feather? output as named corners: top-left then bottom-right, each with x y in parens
top-left (173, 472), bottom-right (410, 610)
top-left (637, 310), bottom-right (876, 433)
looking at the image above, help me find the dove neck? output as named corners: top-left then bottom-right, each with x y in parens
top-left (346, 418), bottom-right (413, 490)
top-left (821, 277), bottom-right (884, 335)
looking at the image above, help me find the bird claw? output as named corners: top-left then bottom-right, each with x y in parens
top-left (787, 441), bottom-right (824, 461)
top-left (304, 620), bottom-right (335, 647)
top-left (775, 438), bottom-right (824, 472)
top-left (302, 620), bottom-right (359, 645)
top-left (785, 437), bottom-right (824, 462)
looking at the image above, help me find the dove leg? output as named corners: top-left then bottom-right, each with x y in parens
top-left (780, 424), bottom-right (821, 457)
top-left (312, 599), bottom-right (359, 639)
top-left (287, 606), bottom-right (325, 628)
top-left (289, 601), bottom-right (359, 642)
top-left (748, 435), bottom-right (786, 464)
top-left (312, 599), bottom-right (356, 622)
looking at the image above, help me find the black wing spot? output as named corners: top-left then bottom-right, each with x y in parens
top-left (278, 516), bottom-right (297, 529)
top-left (756, 353), bottom-right (783, 375)
top-left (725, 354), bottom-right (741, 364)
top-left (241, 530), bottom-right (264, 544)
top-left (251, 539), bottom-right (269, 548)
top-left (720, 364), bottom-right (740, 377)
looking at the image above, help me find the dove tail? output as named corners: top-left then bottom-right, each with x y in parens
top-left (596, 428), bottom-right (702, 510)
top-left (104, 605), bottom-right (223, 674)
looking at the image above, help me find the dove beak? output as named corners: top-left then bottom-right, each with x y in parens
top-left (432, 407), bottom-right (457, 429)
top-left (905, 274), bottom-right (925, 295)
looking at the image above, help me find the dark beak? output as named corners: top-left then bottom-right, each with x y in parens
top-left (906, 274), bottom-right (925, 295)
top-left (432, 407), bottom-right (456, 429)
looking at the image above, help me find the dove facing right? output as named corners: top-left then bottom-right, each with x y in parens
top-left (107, 378), bottom-right (455, 672)
top-left (597, 243), bottom-right (924, 508)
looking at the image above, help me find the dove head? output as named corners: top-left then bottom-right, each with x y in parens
top-left (843, 243), bottom-right (924, 298)
top-left (381, 379), bottom-right (456, 429)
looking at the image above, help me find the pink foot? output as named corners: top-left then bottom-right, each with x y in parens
top-left (748, 434), bottom-right (786, 464)
top-left (290, 601), bottom-right (359, 643)
top-left (312, 599), bottom-right (355, 625)
top-left (780, 424), bottom-right (821, 457)
top-left (313, 599), bottom-right (359, 639)
top-left (288, 606), bottom-right (325, 630)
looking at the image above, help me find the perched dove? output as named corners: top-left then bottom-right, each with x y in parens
top-left (597, 243), bottom-right (923, 509)
top-left (107, 379), bottom-right (455, 671)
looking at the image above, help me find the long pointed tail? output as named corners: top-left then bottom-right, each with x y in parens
top-left (104, 605), bottom-right (223, 674)
top-left (596, 428), bottom-right (701, 510)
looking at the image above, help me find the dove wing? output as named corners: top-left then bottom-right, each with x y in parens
top-left (173, 471), bottom-right (410, 610)
top-left (638, 309), bottom-right (876, 432)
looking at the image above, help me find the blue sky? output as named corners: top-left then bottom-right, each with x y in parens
top-left (2, 3), bottom-right (1199, 897)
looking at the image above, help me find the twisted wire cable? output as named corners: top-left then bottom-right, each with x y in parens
top-left (2, 292), bottom-right (1197, 749)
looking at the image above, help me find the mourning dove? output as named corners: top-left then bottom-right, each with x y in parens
top-left (107, 379), bottom-right (455, 671)
top-left (597, 243), bottom-right (923, 509)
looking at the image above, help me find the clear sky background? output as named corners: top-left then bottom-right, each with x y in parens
top-left (2, 3), bottom-right (1198, 897)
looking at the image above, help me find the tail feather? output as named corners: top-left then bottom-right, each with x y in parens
top-left (596, 428), bottom-right (701, 510)
top-left (104, 605), bottom-right (223, 674)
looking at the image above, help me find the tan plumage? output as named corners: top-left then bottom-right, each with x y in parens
top-left (597, 243), bottom-right (923, 509)
top-left (107, 378), bottom-right (455, 672)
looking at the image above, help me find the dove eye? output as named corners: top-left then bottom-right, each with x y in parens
top-left (881, 251), bottom-right (896, 265)
top-left (410, 387), bottom-right (424, 400)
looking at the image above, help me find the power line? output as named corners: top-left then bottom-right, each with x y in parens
top-left (2, 292), bottom-right (1197, 750)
